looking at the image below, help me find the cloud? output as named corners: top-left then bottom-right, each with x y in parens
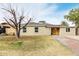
top-left (0, 3), bottom-right (78, 26)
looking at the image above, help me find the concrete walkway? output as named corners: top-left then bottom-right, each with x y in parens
top-left (53, 36), bottom-right (79, 55)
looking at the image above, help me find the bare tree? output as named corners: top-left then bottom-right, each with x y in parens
top-left (2, 5), bottom-right (32, 39)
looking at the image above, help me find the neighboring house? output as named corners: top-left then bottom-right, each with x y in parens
top-left (0, 23), bottom-right (15, 35)
top-left (0, 21), bottom-right (77, 36)
top-left (0, 23), bottom-right (10, 34)
top-left (0, 26), bottom-right (6, 34)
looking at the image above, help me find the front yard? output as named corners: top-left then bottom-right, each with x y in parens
top-left (0, 36), bottom-right (74, 56)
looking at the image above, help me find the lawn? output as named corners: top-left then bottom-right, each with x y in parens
top-left (0, 36), bottom-right (74, 56)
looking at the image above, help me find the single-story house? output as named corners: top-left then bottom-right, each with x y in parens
top-left (0, 21), bottom-right (78, 36)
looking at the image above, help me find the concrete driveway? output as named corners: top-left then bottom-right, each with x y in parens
top-left (52, 35), bottom-right (79, 55)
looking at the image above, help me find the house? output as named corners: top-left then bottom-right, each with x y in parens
top-left (0, 23), bottom-right (10, 34)
top-left (0, 21), bottom-right (77, 36)
top-left (0, 26), bottom-right (6, 34)
top-left (0, 23), bottom-right (15, 35)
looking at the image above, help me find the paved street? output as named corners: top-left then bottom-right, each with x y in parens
top-left (53, 35), bottom-right (79, 55)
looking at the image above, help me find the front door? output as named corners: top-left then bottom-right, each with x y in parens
top-left (51, 28), bottom-right (60, 35)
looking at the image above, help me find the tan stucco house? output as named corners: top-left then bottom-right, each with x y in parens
top-left (0, 21), bottom-right (78, 36)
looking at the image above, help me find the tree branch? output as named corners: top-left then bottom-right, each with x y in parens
top-left (2, 8), bottom-right (18, 26)
top-left (18, 16), bottom-right (24, 30)
top-left (4, 17), bottom-right (16, 29)
top-left (2, 8), bottom-right (12, 14)
top-left (9, 18), bottom-right (17, 27)
top-left (21, 18), bottom-right (31, 29)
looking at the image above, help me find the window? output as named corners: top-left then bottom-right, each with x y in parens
top-left (35, 27), bottom-right (38, 32)
top-left (66, 28), bottom-right (70, 32)
top-left (23, 27), bottom-right (26, 32)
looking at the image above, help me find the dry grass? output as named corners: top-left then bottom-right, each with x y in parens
top-left (0, 36), bottom-right (74, 56)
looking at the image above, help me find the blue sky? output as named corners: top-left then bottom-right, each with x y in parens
top-left (0, 3), bottom-right (79, 26)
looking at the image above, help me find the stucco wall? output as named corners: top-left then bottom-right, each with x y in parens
top-left (5, 25), bottom-right (76, 36)
top-left (20, 27), bottom-right (51, 36)
top-left (60, 27), bottom-right (76, 36)
top-left (6, 26), bottom-right (15, 35)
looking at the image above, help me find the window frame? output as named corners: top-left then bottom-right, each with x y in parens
top-left (66, 28), bottom-right (70, 32)
top-left (23, 27), bottom-right (26, 33)
top-left (35, 27), bottom-right (38, 32)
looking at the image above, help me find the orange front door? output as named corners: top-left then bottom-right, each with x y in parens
top-left (51, 28), bottom-right (60, 35)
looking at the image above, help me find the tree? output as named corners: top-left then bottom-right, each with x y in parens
top-left (64, 8), bottom-right (79, 35)
top-left (2, 5), bottom-right (32, 39)
top-left (61, 21), bottom-right (69, 27)
top-left (64, 8), bottom-right (79, 27)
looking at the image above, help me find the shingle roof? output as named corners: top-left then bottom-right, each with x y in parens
top-left (25, 22), bottom-right (75, 28)
top-left (26, 22), bottom-right (46, 27)
top-left (46, 24), bottom-right (61, 27)
top-left (22, 22), bottom-right (61, 27)
top-left (0, 21), bottom-right (75, 28)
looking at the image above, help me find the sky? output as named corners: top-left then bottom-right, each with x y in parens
top-left (0, 3), bottom-right (79, 26)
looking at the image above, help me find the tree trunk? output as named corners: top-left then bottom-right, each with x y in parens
top-left (16, 29), bottom-right (20, 39)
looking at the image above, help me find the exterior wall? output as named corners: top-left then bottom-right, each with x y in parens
top-left (20, 27), bottom-right (51, 36)
top-left (60, 27), bottom-right (76, 36)
top-left (5, 25), bottom-right (76, 36)
top-left (6, 26), bottom-right (15, 35)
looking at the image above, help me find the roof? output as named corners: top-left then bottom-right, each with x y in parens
top-left (46, 24), bottom-right (61, 28)
top-left (25, 22), bottom-right (46, 27)
top-left (23, 22), bottom-right (75, 28)
top-left (0, 21), bottom-right (75, 28)
top-left (1, 22), bottom-right (7, 25)
top-left (21, 22), bottom-right (55, 27)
